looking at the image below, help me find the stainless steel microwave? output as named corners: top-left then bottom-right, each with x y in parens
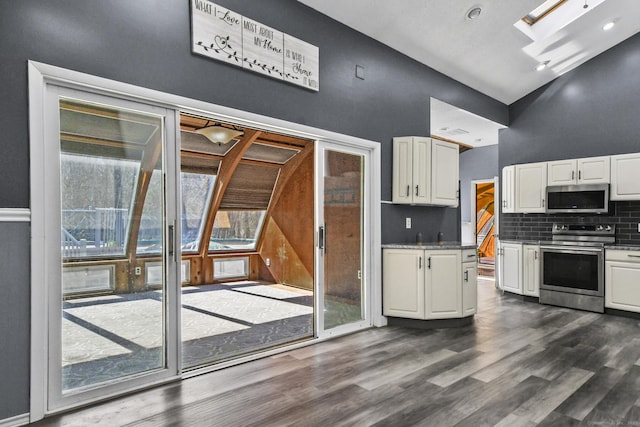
top-left (546, 184), bottom-right (609, 214)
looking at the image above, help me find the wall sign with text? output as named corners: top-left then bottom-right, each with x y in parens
top-left (191, 0), bottom-right (319, 91)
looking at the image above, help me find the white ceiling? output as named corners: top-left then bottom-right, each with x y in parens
top-left (430, 98), bottom-right (506, 148)
top-left (298, 0), bottom-right (640, 105)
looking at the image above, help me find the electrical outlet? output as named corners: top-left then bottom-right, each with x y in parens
top-left (134, 266), bottom-right (142, 276)
top-left (266, 258), bottom-right (271, 267)
top-left (637, 223), bottom-right (640, 233)
top-left (405, 217), bottom-right (411, 229)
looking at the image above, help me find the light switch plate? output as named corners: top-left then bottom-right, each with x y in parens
top-left (405, 217), bottom-right (411, 229)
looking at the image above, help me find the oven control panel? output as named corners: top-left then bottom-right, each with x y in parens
top-left (553, 223), bottom-right (615, 235)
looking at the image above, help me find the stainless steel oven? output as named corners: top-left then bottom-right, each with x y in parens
top-left (539, 223), bottom-right (615, 313)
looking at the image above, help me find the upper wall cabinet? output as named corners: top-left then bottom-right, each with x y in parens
top-left (547, 157), bottom-right (610, 186)
top-left (501, 165), bottom-right (516, 213)
top-left (392, 137), bottom-right (459, 207)
top-left (515, 162), bottom-right (547, 213)
top-left (611, 153), bottom-right (640, 201)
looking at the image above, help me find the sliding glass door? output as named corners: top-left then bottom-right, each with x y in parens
top-left (316, 142), bottom-right (371, 336)
top-left (44, 86), bottom-right (179, 410)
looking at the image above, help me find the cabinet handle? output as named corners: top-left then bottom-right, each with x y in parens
top-left (627, 254), bottom-right (640, 258)
top-left (419, 257), bottom-right (422, 269)
top-left (542, 198), bottom-right (545, 207)
top-left (427, 256), bottom-right (431, 269)
top-left (416, 185), bottom-right (419, 196)
top-left (406, 185), bottom-right (410, 197)
top-left (535, 250), bottom-right (538, 260)
top-left (579, 170), bottom-right (582, 180)
top-left (572, 170), bottom-right (575, 180)
top-left (464, 271), bottom-right (469, 282)
top-left (467, 254), bottom-right (476, 258)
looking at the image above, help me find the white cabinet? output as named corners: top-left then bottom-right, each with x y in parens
top-left (605, 249), bottom-right (640, 313)
top-left (382, 249), bottom-right (424, 319)
top-left (462, 249), bottom-right (478, 316)
top-left (515, 162), bottom-right (547, 213)
top-left (578, 157), bottom-right (610, 184)
top-left (501, 165), bottom-right (516, 213)
top-left (611, 153), bottom-right (640, 201)
top-left (392, 137), bottom-right (459, 207)
top-left (547, 157), bottom-right (610, 186)
top-left (425, 250), bottom-right (462, 319)
top-left (383, 248), bottom-right (476, 320)
top-left (523, 244), bottom-right (540, 297)
top-left (499, 242), bottom-right (522, 294)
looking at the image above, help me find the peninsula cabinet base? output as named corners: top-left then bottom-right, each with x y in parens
top-left (387, 315), bottom-right (474, 330)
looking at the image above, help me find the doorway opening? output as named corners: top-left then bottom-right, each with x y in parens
top-left (178, 113), bottom-right (316, 368)
top-left (474, 181), bottom-right (496, 279)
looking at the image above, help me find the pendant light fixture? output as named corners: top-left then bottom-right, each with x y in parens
top-left (194, 121), bottom-right (244, 144)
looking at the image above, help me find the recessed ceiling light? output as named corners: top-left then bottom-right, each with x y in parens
top-left (466, 6), bottom-right (482, 20)
top-left (602, 21), bottom-right (615, 31)
top-left (536, 61), bottom-right (550, 71)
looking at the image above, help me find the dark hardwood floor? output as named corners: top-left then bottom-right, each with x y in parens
top-left (33, 279), bottom-right (640, 426)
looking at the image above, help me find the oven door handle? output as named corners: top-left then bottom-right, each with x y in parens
top-left (540, 245), bottom-right (604, 253)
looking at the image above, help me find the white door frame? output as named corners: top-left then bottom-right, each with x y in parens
top-left (470, 177), bottom-right (499, 277)
top-left (29, 61), bottom-right (383, 421)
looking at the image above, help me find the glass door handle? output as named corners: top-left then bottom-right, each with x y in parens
top-left (168, 223), bottom-right (175, 259)
top-left (318, 225), bottom-right (326, 253)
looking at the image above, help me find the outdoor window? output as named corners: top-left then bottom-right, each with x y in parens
top-left (180, 172), bottom-right (216, 252)
top-left (60, 153), bottom-right (139, 258)
top-left (209, 210), bottom-right (266, 251)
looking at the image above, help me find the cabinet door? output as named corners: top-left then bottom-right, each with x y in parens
top-left (515, 162), bottom-right (547, 213)
top-left (605, 261), bottom-right (640, 313)
top-left (413, 137), bottom-right (432, 205)
top-left (462, 262), bottom-right (477, 316)
top-left (523, 245), bottom-right (540, 297)
top-left (611, 153), bottom-right (640, 201)
top-left (547, 160), bottom-right (576, 186)
top-left (425, 250), bottom-right (461, 318)
top-left (430, 139), bottom-right (459, 207)
top-left (500, 243), bottom-right (522, 294)
top-left (392, 137), bottom-right (414, 204)
top-left (383, 249), bottom-right (425, 318)
top-left (502, 166), bottom-right (516, 213)
top-left (578, 156), bottom-right (610, 184)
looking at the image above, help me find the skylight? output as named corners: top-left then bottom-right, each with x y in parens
top-left (522, 0), bottom-right (568, 26)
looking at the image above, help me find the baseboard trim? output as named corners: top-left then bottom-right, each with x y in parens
top-left (0, 208), bottom-right (31, 222)
top-left (0, 413), bottom-right (29, 427)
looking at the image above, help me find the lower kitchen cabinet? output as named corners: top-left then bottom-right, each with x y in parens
top-left (605, 249), bottom-right (640, 313)
top-left (498, 242), bottom-right (540, 297)
top-left (499, 242), bottom-right (522, 294)
top-left (382, 249), bottom-right (424, 319)
top-left (462, 250), bottom-right (478, 316)
top-left (523, 244), bottom-right (540, 297)
top-left (425, 250), bottom-right (462, 319)
top-left (383, 247), bottom-right (476, 320)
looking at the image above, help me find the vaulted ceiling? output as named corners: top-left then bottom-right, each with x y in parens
top-left (298, 0), bottom-right (640, 105)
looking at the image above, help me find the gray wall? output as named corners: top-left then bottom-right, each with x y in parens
top-left (500, 33), bottom-right (640, 168)
top-left (0, 224), bottom-right (30, 419)
top-left (0, 0), bottom-right (507, 419)
top-left (459, 145), bottom-right (499, 224)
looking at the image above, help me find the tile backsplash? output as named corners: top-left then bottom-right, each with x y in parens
top-left (500, 201), bottom-right (640, 245)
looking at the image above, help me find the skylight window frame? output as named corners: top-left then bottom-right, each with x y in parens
top-left (522, 0), bottom-right (568, 26)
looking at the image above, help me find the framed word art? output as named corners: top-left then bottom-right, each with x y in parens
top-left (191, 0), bottom-right (319, 91)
